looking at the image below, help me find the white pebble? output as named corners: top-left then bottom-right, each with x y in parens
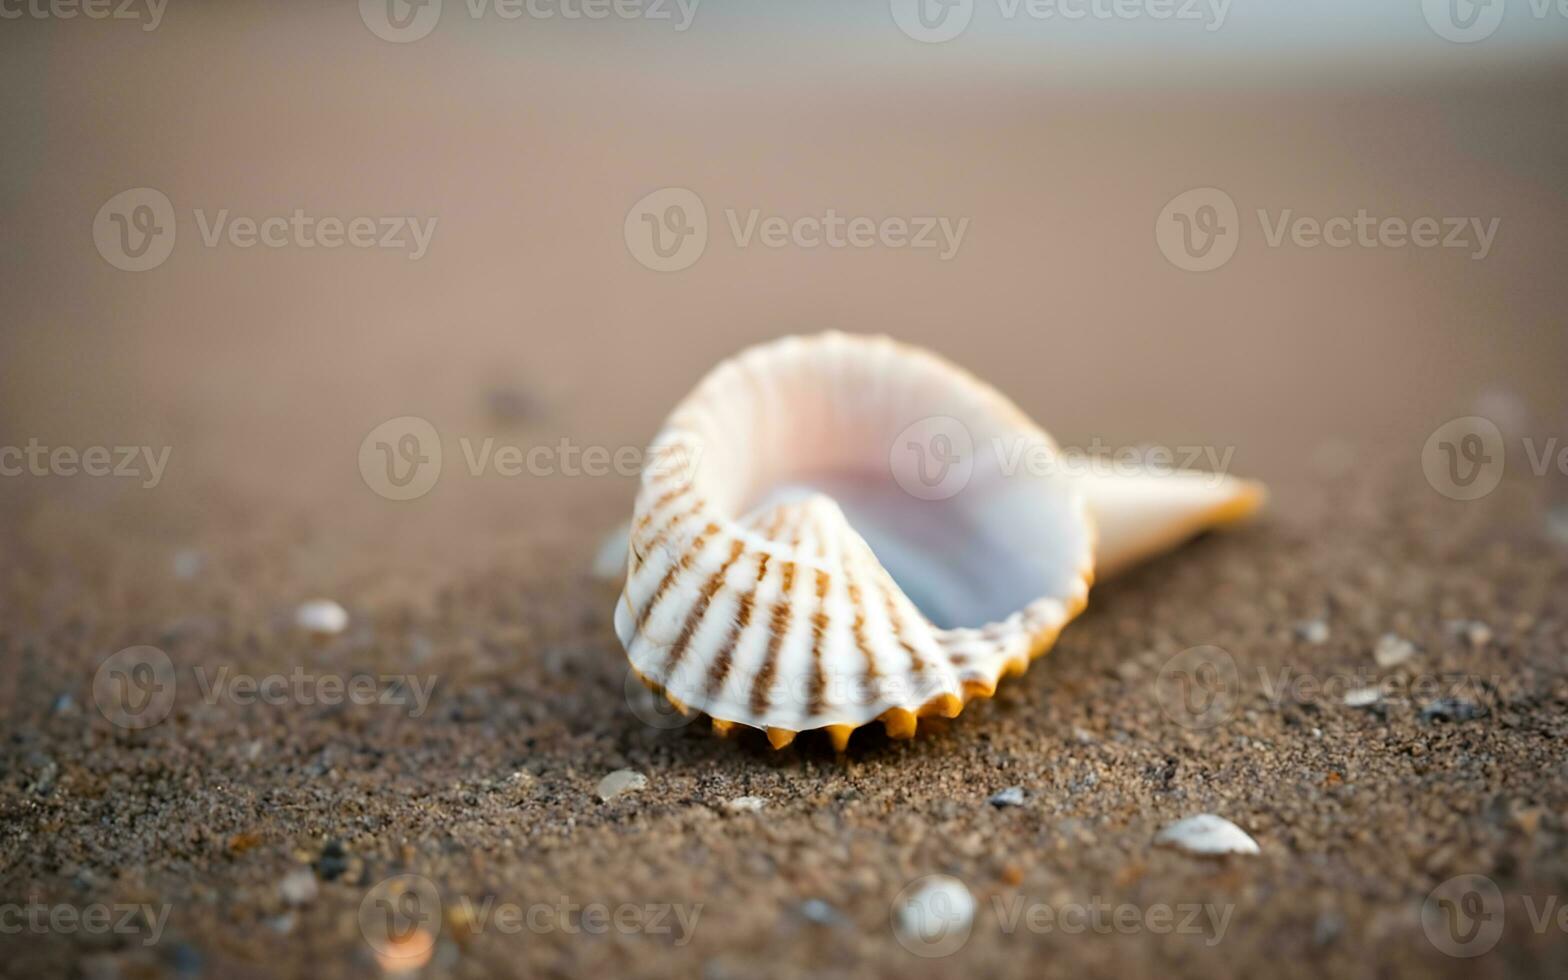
top-left (295, 599), bottom-right (348, 636)
top-left (1154, 814), bottom-right (1260, 856)
top-left (895, 875), bottom-right (975, 940)
top-left (279, 868), bottom-right (319, 906)
top-left (988, 786), bottom-right (1027, 808)
top-left (724, 796), bottom-right (767, 813)
top-left (1446, 620), bottom-right (1493, 649)
top-left (1373, 633), bottom-right (1415, 668)
top-left (1295, 619), bottom-right (1330, 645)
top-left (596, 769), bottom-right (647, 802)
top-left (1343, 687), bottom-right (1382, 708)
top-left (591, 521), bottom-right (632, 582)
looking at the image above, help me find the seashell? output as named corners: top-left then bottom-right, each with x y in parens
top-left (614, 333), bottom-right (1262, 749)
top-left (1154, 813), bottom-right (1260, 856)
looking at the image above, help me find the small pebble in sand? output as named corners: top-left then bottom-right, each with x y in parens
top-left (1548, 505), bottom-right (1568, 545)
top-left (295, 599), bottom-right (348, 637)
top-left (1154, 814), bottom-right (1260, 856)
top-left (1421, 698), bottom-right (1487, 724)
top-left (374, 929), bottom-right (435, 974)
top-left (724, 796), bottom-right (767, 813)
top-left (1373, 633), bottom-right (1415, 668)
top-left (279, 867), bottom-right (318, 906)
top-left (317, 840), bottom-right (350, 881)
top-left (1343, 687), bottom-right (1382, 708)
top-left (596, 769), bottom-right (648, 802)
top-left (894, 876), bottom-right (975, 938)
top-left (799, 898), bottom-right (844, 926)
top-left (1446, 619), bottom-right (1493, 649)
top-left (1294, 619), bottom-right (1330, 645)
top-left (989, 786), bottom-right (1027, 808)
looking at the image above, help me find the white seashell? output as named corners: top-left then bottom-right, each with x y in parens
top-left (615, 333), bottom-right (1263, 748)
top-left (1154, 814), bottom-right (1260, 856)
top-left (295, 598), bottom-right (348, 636)
top-left (723, 795), bottom-right (768, 813)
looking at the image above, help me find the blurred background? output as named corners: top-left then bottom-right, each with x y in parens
top-left (3, 0), bottom-right (1566, 555)
top-left (3, 5), bottom-right (1568, 979)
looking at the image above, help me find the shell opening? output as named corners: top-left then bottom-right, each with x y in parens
top-left (670, 334), bottom-right (1091, 631)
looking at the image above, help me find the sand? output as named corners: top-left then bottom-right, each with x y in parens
top-left (3, 16), bottom-right (1567, 978)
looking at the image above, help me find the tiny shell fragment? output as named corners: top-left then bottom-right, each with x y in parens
top-left (1373, 633), bottom-right (1415, 668)
top-left (596, 769), bottom-right (647, 802)
top-left (1343, 687), bottom-right (1381, 708)
top-left (1154, 814), bottom-right (1260, 856)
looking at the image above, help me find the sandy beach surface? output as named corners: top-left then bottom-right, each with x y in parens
top-left (3, 9), bottom-right (1567, 978)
